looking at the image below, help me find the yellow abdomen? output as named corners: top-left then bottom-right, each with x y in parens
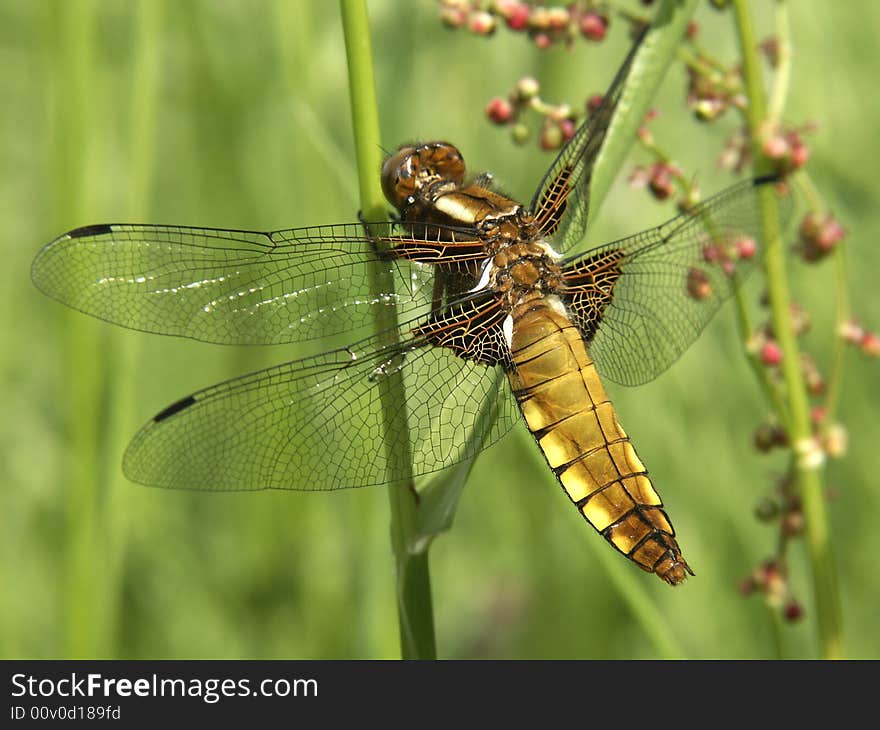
top-left (506, 297), bottom-right (692, 585)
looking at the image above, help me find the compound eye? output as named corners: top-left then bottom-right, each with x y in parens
top-left (381, 146), bottom-right (417, 209)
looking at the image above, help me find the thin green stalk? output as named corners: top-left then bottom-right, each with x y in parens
top-left (339, 0), bottom-right (436, 660)
top-left (732, 0), bottom-right (843, 659)
top-left (766, 2), bottom-right (791, 125)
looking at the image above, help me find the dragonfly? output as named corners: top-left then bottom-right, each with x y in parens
top-left (32, 32), bottom-right (786, 585)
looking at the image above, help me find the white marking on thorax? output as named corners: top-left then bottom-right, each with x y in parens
top-left (502, 314), bottom-right (514, 351)
top-left (434, 195), bottom-right (478, 224)
top-left (536, 239), bottom-right (563, 261)
top-left (468, 259), bottom-right (494, 293)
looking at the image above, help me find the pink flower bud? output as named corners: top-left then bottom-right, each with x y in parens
top-left (687, 267), bottom-right (712, 301)
top-left (760, 340), bottom-right (782, 366)
top-left (579, 12), bottom-right (607, 41)
top-left (735, 236), bottom-right (758, 259)
top-left (485, 97), bottom-right (513, 124)
top-left (861, 331), bottom-right (880, 357)
top-left (504, 2), bottom-right (530, 31)
top-left (468, 10), bottom-right (496, 35)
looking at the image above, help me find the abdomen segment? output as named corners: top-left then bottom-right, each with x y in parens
top-left (506, 297), bottom-right (692, 585)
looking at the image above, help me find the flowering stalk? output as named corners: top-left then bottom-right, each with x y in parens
top-left (732, 0), bottom-right (843, 659)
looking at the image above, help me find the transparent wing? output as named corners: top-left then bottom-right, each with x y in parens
top-left (529, 27), bottom-right (647, 253)
top-left (562, 176), bottom-right (792, 386)
top-left (31, 221), bottom-right (485, 345)
top-left (122, 314), bottom-right (519, 491)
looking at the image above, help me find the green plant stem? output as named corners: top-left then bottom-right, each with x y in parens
top-left (339, 0), bottom-right (436, 660)
top-left (766, 1), bottom-right (791, 125)
top-left (732, 0), bottom-right (843, 659)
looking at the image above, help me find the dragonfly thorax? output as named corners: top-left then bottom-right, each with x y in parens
top-left (484, 230), bottom-right (563, 309)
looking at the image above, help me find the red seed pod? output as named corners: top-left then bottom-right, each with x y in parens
top-left (580, 12), bottom-right (608, 41)
top-left (500, 1), bottom-right (531, 31)
top-left (485, 97), bottom-right (513, 124)
top-left (586, 94), bottom-right (604, 114)
top-left (760, 340), bottom-right (782, 366)
top-left (735, 235), bottom-right (758, 260)
top-left (648, 163), bottom-right (674, 200)
top-left (816, 215), bottom-right (846, 250)
top-left (810, 405), bottom-right (827, 424)
top-left (783, 600), bottom-right (804, 622)
top-left (686, 267), bottom-right (712, 301)
top-left (798, 212), bottom-right (846, 262)
top-left (789, 134), bottom-right (810, 169)
top-left (468, 10), bottom-right (496, 35)
top-left (763, 133), bottom-right (790, 160)
top-left (533, 32), bottom-right (553, 49)
top-left (539, 122), bottom-right (563, 151)
top-left (558, 118), bottom-right (576, 141)
top-left (861, 331), bottom-right (880, 357)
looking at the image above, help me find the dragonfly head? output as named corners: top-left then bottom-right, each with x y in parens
top-left (381, 141), bottom-right (466, 213)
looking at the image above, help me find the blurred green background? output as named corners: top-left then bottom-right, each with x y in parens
top-left (2, 0), bottom-right (877, 659)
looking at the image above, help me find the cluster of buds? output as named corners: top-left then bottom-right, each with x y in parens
top-left (485, 76), bottom-right (583, 150)
top-left (629, 109), bottom-right (704, 213)
top-left (801, 352), bottom-right (825, 396)
top-left (839, 319), bottom-right (880, 358)
top-left (439, 1), bottom-right (613, 49)
top-left (685, 60), bottom-right (744, 122)
top-left (717, 130), bottom-right (750, 174)
top-left (761, 122), bottom-right (813, 177)
top-left (684, 233), bottom-right (758, 302)
top-left (796, 211), bottom-right (846, 263)
top-left (738, 559), bottom-right (804, 623)
top-left (628, 161), bottom-right (685, 202)
top-left (752, 418), bottom-right (788, 452)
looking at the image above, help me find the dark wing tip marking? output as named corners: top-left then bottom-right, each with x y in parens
top-left (67, 223), bottom-right (113, 238)
top-left (67, 223), bottom-right (114, 239)
top-left (153, 395), bottom-right (197, 423)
